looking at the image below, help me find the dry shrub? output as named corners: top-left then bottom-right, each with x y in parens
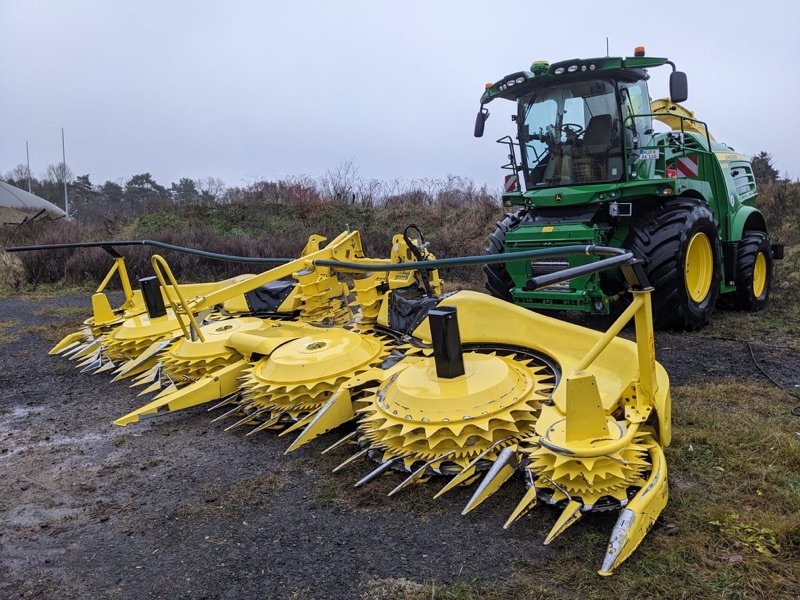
top-left (0, 250), bottom-right (24, 289)
top-left (758, 180), bottom-right (800, 245)
top-left (5, 172), bottom-right (506, 290)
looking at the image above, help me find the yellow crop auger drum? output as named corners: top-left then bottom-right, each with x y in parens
top-left (9, 227), bottom-right (671, 575)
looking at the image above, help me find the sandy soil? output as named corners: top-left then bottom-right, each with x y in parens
top-left (1, 295), bottom-right (798, 599)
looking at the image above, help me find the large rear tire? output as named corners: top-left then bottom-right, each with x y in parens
top-left (483, 210), bottom-right (525, 300)
top-left (732, 231), bottom-right (773, 311)
top-left (628, 198), bottom-right (722, 330)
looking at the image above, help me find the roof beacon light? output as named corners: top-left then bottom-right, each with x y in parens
top-left (634, 46), bottom-right (646, 57)
top-left (531, 60), bottom-right (550, 76)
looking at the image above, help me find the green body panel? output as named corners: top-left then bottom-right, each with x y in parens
top-left (505, 223), bottom-right (611, 313)
top-left (484, 55), bottom-right (770, 311)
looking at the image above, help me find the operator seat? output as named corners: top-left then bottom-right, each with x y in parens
top-left (583, 114), bottom-right (614, 155)
top-left (578, 114), bottom-right (615, 181)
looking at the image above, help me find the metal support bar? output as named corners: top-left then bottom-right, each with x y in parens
top-left (524, 252), bottom-right (636, 291)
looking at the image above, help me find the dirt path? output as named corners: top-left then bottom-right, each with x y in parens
top-left (1, 296), bottom-right (798, 599)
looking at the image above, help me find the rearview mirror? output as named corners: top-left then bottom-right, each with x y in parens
top-left (474, 107), bottom-right (489, 137)
top-left (670, 71), bottom-right (688, 104)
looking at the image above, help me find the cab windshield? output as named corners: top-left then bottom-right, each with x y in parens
top-left (518, 79), bottom-right (623, 189)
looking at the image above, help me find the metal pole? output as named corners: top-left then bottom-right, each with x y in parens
top-left (61, 127), bottom-right (70, 218)
top-left (25, 141), bottom-right (32, 193)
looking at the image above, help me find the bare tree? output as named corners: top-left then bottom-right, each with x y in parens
top-left (195, 176), bottom-right (226, 202)
top-left (4, 163), bottom-right (31, 184)
top-left (45, 161), bottom-right (73, 184)
top-left (319, 159), bottom-right (360, 203)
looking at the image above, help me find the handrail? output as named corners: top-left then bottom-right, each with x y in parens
top-left (150, 254), bottom-right (206, 342)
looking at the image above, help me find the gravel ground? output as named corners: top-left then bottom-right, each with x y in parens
top-left (1, 295), bottom-right (798, 599)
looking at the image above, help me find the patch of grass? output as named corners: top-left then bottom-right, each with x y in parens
top-left (23, 321), bottom-right (85, 344)
top-left (33, 305), bottom-right (90, 318)
top-left (54, 363), bottom-right (74, 375)
top-left (358, 381), bottom-right (800, 600)
top-left (706, 247), bottom-right (800, 350)
top-left (0, 319), bottom-right (20, 344)
top-left (362, 578), bottom-right (427, 600)
top-left (177, 473), bottom-right (289, 519)
top-left (0, 282), bottom-right (95, 300)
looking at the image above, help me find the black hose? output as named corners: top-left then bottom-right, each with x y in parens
top-left (6, 240), bottom-right (631, 272)
top-left (745, 341), bottom-right (800, 415)
top-left (316, 245), bottom-right (629, 272)
top-left (5, 240), bottom-right (292, 264)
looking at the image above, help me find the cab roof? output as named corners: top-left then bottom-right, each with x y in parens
top-left (480, 56), bottom-right (670, 104)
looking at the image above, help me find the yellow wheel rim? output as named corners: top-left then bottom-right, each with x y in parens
top-left (685, 232), bottom-right (713, 302)
top-left (753, 252), bottom-right (767, 297)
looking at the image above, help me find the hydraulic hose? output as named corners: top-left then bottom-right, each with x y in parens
top-left (7, 240), bottom-right (632, 273)
top-left (5, 240), bottom-right (291, 265)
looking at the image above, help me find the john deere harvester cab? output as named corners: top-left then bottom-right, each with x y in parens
top-left (476, 47), bottom-right (782, 329)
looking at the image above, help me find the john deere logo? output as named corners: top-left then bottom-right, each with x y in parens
top-left (554, 194), bottom-right (563, 202)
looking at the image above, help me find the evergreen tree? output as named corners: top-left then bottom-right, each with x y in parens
top-left (751, 151), bottom-right (779, 186)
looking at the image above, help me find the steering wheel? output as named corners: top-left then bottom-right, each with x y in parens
top-left (561, 123), bottom-right (584, 135)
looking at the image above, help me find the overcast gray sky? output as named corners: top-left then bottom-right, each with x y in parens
top-left (1, 0), bottom-right (798, 192)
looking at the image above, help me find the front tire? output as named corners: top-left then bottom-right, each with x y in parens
top-left (484, 210), bottom-right (525, 300)
top-left (628, 198), bottom-right (722, 330)
top-left (732, 231), bottom-right (773, 311)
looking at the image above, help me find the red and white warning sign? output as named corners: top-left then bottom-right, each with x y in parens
top-left (676, 155), bottom-right (699, 178)
top-left (504, 174), bottom-right (520, 192)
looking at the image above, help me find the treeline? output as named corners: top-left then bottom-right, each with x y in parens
top-left (1, 160), bottom-right (497, 221)
top-left (0, 163), bottom-right (502, 289)
top-left (1, 153), bottom-right (796, 292)
top-left (1, 152), bottom-right (792, 219)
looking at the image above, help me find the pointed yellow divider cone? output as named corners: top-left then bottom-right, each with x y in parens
top-left (503, 485), bottom-right (539, 529)
top-left (433, 437), bottom-right (512, 500)
top-left (130, 366), bottom-right (160, 387)
top-left (77, 352), bottom-right (101, 369)
top-left (49, 331), bottom-right (88, 355)
top-left (461, 446), bottom-right (517, 515)
top-left (111, 339), bottom-right (174, 382)
top-left (70, 339), bottom-right (102, 361)
top-left (277, 410), bottom-right (319, 438)
top-left (137, 379), bottom-right (165, 396)
top-left (113, 360), bottom-right (247, 426)
top-left (598, 443), bottom-right (668, 576)
top-left (93, 360), bottom-right (117, 374)
top-left (151, 382), bottom-right (178, 399)
top-left (285, 388), bottom-right (354, 453)
top-left (544, 499), bottom-right (583, 545)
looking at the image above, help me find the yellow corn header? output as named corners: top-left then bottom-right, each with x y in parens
top-left (16, 227), bottom-right (671, 575)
